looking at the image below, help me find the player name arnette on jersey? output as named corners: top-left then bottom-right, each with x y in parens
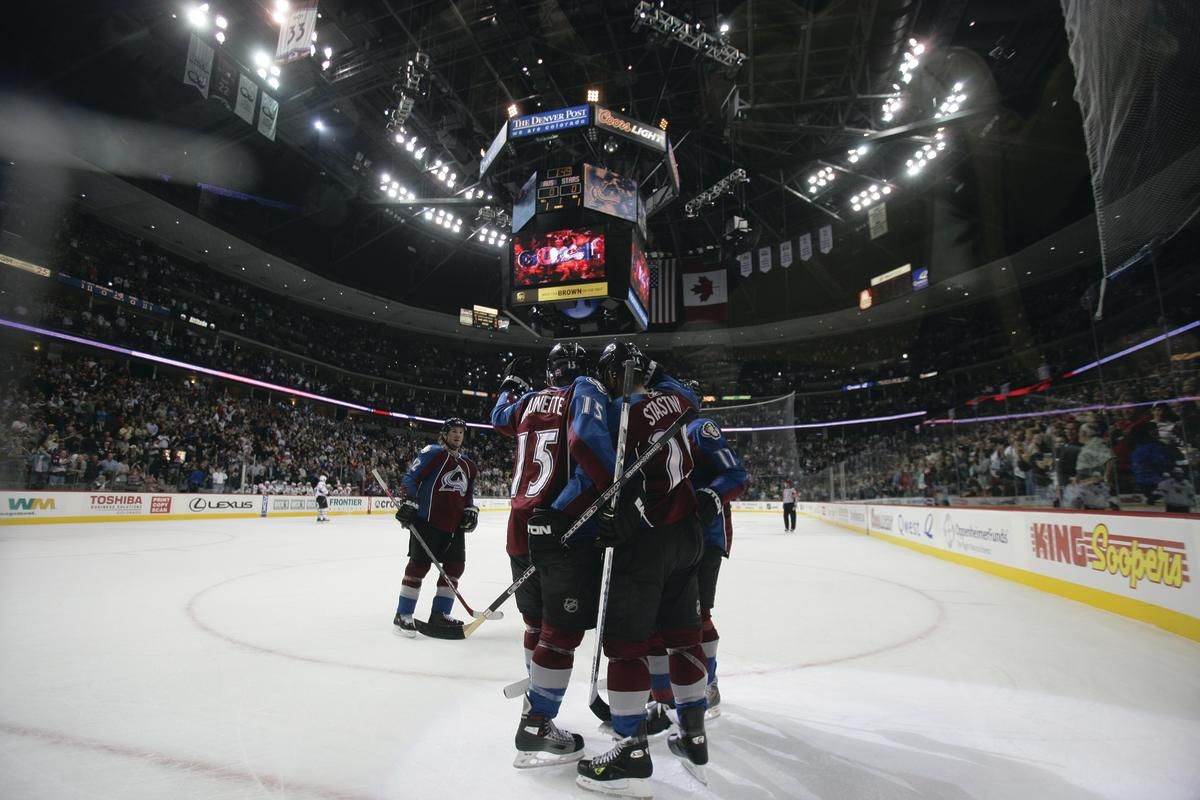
top-left (520, 392), bottom-right (567, 423)
top-left (642, 393), bottom-right (683, 426)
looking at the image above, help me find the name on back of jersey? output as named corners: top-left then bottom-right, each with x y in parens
top-left (642, 393), bottom-right (683, 426)
top-left (521, 392), bottom-right (566, 423)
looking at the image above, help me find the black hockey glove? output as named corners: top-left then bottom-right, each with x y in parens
top-left (394, 498), bottom-right (419, 524)
top-left (696, 487), bottom-right (723, 527)
top-left (499, 357), bottom-right (532, 395)
top-left (459, 505), bottom-right (479, 533)
top-left (596, 476), bottom-right (645, 549)
top-left (527, 508), bottom-right (572, 561)
top-left (631, 348), bottom-right (662, 387)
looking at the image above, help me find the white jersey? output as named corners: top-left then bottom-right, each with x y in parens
top-left (314, 482), bottom-right (329, 498)
top-left (782, 487), bottom-right (796, 504)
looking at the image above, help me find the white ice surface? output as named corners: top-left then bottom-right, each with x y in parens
top-left (0, 511), bottom-right (1197, 800)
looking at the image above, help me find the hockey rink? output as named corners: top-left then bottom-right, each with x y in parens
top-left (1, 510), bottom-right (1197, 800)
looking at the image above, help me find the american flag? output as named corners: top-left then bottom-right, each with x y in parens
top-left (649, 258), bottom-right (676, 324)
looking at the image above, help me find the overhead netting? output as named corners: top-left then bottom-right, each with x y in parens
top-left (1061, 0), bottom-right (1200, 276)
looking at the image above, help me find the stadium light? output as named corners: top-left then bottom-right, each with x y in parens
top-left (507, 104), bottom-right (519, 118)
top-left (313, 119), bottom-right (325, 131)
top-left (215, 31), bottom-right (226, 44)
top-left (186, 4), bottom-right (209, 28)
top-left (214, 15), bottom-right (227, 29)
top-left (586, 88), bottom-right (600, 103)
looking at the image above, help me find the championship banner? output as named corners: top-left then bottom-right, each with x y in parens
top-left (758, 245), bottom-right (773, 273)
top-left (799, 233), bottom-right (813, 262)
top-left (183, 33), bottom-right (214, 98)
top-left (211, 51), bottom-right (239, 111)
top-left (257, 92), bottom-right (279, 141)
top-left (737, 251), bottom-right (753, 277)
top-left (819, 224), bottom-right (833, 254)
top-left (276, 0), bottom-right (318, 63)
top-left (868, 203), bottom-right (888, 239)
top-left (592, 106), bottom-right (668, 152)
top-left (779, 239), bottom-right (794, 268)
top-left (234, 73), bottom-right (258, 124)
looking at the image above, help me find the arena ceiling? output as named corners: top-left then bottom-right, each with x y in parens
top-left (0, 0), bottom-right (1094, 318)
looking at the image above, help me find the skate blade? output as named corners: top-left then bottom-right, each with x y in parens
top-left (392, 626), bottom-right (416, 639)
top-left (680, 760), bottom-right (708, 786)
top-left (704, 706), bottom-right (721, 721)
top-left (512, 749), bottom-right (585, 769)
top-left (575, 775), bottom-right (654, 798)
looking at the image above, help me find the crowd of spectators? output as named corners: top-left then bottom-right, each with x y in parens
top-left (0, 204), bottom-right (1196, 510)
top-left (0, 349), bottom-right (518, 498)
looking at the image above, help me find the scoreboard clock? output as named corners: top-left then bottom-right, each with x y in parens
top-left (536, 165), bottom-right (582, 213)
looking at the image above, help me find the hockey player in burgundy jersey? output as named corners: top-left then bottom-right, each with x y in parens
top-left (491, 343), bottom-right (617, 769)
top-left (576, 343), bottom-right (711, 797)
top-left (391, 418), bottom-right (479, 637)
top-left (639, 392), bottom-right (749, 729)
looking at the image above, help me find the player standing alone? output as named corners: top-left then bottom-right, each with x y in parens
top-left (491, 344), bottom-right (617, 769)
top-left (313, 474), bottom-right (330, 523)
top-left (392, 418), bottom-right (479, 636)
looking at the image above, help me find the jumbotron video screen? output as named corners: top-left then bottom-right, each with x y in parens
top-left (510, 227), bottom-right (606, 288)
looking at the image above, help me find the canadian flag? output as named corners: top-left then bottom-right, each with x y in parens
top-left (682, 265), bottom-right (728, 321)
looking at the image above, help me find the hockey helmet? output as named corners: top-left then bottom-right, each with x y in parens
top-left (318, 475), bottom-right (327, 483)
top-left (597, 341), bottom-right (644, 390)
top-left (546, 342), bottom-right (589, 386)
top-left (440, 417), bottom-right (468, 446)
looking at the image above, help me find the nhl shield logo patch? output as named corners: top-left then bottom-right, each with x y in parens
top-left (563, 597), bottom-right (579, 614)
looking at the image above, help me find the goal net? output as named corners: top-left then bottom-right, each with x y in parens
top-left (703, 393), bottom-right (798, 502)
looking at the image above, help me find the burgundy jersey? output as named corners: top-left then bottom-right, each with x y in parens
top-left (621, 388), bottom-right (697, 528)
top-left (399, 445), bottom-right (478, 534)
top-left (491, 376), bottom-right (616, 555)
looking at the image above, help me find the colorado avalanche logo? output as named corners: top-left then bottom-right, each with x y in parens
top-left (439, 465), bottom-right (469, 496)
top-left (700, 421), bottom-right (721, 440)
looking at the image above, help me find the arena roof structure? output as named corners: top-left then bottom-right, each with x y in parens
top-left (1, 0), bottom-right (1097, 333)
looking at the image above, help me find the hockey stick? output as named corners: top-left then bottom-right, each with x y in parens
top-left (461, 404), bottom-right (698, 639)
top-left (586, 360), bottom-right (635, 722)
top-left (372, 469), bottom-right (503, 636)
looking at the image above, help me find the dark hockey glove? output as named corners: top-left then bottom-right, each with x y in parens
top-left (596, 477), bottom-right (645, 549)
top-left (527, 508), bottom-right (572, 561)
top-left (499, 357), bottom-right (532, 395)
top-left (459, 505), bottom-right (479, 533)
top-left (394, 498), bottom-right (419, 524)
top-left (696, 487), bottom-right (723, 527)
top-left (630, 348), bottom-right (662, 387)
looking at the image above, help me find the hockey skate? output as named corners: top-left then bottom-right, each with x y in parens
top-left (667, 706), bottom-right (709, 785)
top-left (704, 682), bottom-right (721, 720)
top-left (392, 614), bottom-right (417, 638)
top-left (599, 700), bottom-right (673, 739)
top-left (576, 722), bottom-right (653, 798)
top-left (513, 713), bottom-right (585, 769)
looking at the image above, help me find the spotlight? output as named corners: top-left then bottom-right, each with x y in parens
top-left (214, 14), bottom-right (227, 29)
top-left (214, 31), bottom-right (225, 44)
top-left (586, 88), bottom-right (600, 103)
top-left (507, 103), bottom-right (519, 118)
top-left (186, 5), bottom-right (208, 28)
top-left (313, 119), bottom-right (325, 131)
top-left (658, 117), bottom-right (669, 131)
top-left (253, 51), bottom-right (270, 69)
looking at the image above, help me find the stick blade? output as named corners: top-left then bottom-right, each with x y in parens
top-left (414, 620), bottom-right (466, 640)
top-left (461, 616), bottom-right (487, 638)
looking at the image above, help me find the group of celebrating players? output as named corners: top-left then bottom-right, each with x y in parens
top-left (389, 341), bottom-right (748, 798)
